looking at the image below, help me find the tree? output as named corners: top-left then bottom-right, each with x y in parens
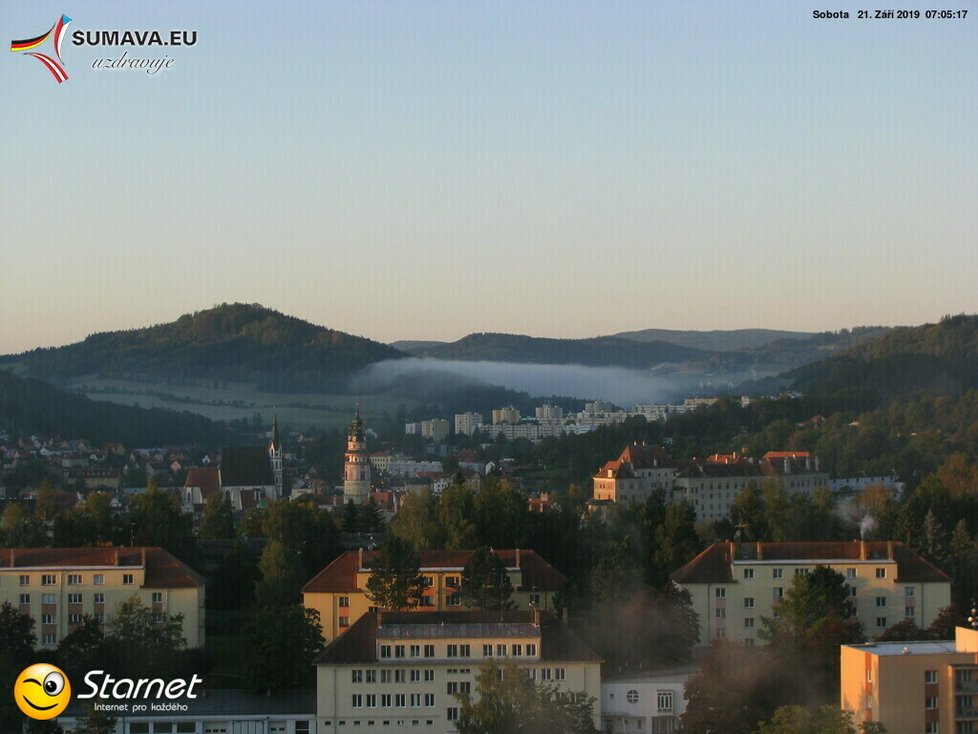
top-left (455, 661), bottom-right (598, 734)
top-left (927, 605), bottom-right (965, 639)
top-left (57, 616), bottom-right (105, 680)
top-left (198, 492), bottom-right (234, 539)
top-left (126, 483), bottom-right (196, 563)
top-left (256, 538), bottom-right (306, 607)
top-left (73, 706), bottom-right (116, 734)
top-left (461, 546), bottom-right (514, 610)
top-left (0, 602), bottom-right (37, 731)
top-left (103, 596), bottom-right (186, 678)
top-left (877, 618), bottom-right (929, 642)
top-left (392, 489), bottom-right (444, 550)
top-left (242, 604), bottom-right (324, 694)
top-left (365, 534), bottom-right (425, 611)
top-left (756, 705), bottom-right (883, 734)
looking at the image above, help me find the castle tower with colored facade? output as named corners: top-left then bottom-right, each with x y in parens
top-left (343, 409), bottom-right (371, 504)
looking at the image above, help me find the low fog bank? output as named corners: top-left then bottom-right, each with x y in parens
top-left (353, 358), bottom-right (706, 406)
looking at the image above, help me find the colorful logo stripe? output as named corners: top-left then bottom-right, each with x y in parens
top-left (9, 25), bottom-right (54, 53)
top-left (25, 52), bottom-right (68, 83)
top-left (10, 15), bottom-right (71, 83)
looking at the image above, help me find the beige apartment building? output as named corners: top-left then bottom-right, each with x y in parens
top-left (670, 540), bottom-right (951, 647)
top-left (592, 443), bottom-right (677, 504)
top-left (315, 610), bottom-right (602, 734)
top-left (0, 546), bottom-right (205, 647)
top-left (841, 625), bottom-right (978, 734)
top-left (303, 548), bottom-right (565, 643)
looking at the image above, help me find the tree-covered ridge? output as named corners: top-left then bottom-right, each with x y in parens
top-left (1, 303), bottom-right (405, 391)
top-left (0, 369), bottom-right (240, 446)
top-left (784, 314), bottom-right (978, 402)
top-left (413, 332), bottom-right (712, 367)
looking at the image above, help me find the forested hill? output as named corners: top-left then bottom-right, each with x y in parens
top-left (0, 370), bottom-right (241, 446)
top-left (411, 333), bottom-right (711, 367)
top-left (0, 304), bottom-right (405, 392)
top-left (783, 314), bottom-right (978, 403)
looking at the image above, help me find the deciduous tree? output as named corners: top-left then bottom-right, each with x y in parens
top-left (365, 534), bottom-right (425, 611)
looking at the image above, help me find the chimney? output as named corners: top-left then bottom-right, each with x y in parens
top-left (532, 606), bottom-right (541, 628)
top-left (860, 539), bottom-right (867, 561)
top-left (141, 547), bottom-right (146, 566)
top-left (562, 607), bottom-right (569, 625)
top-left (358, 547), bottom-right (363, 569)
top-left (115, 548), bottom-right (119, 566)
top-left (757, 542), bottom-right (763, 561)
top-left (516, 548), bottom-right (521, 569)
top-left (377, 610), bottom-right (383, 627)
top-left (806, 456), bottom-right (811, 471)
top-left (887, 541), bottom-right (894, 560)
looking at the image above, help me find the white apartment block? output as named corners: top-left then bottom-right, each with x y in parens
top-left (670, 540), bottom-right (951, 648)
top-left (453, 413), bottom-right (483, 437)
top-left (602, 666), bottom-right (696, 734)
top-left (315, 610), bottom-right (602, 734)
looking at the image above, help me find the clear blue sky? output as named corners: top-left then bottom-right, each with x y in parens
top-left (2, 1), bottom-right (975, 353)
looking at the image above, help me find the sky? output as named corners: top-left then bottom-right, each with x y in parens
top-left (1, 1), bottom-right (975, 354)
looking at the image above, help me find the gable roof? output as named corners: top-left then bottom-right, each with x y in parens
top-left (670, 540), bottom-right (951, 585)
top-left (184, 466), bottom-right (221, 500)
top-left (302, 549), bottom-right (566, 594)
top-left (220, 446), bottom-right (273, 487)
top-left (1, 547), bottom-right (204, 588)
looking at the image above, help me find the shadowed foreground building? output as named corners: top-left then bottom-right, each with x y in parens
top-left (841, 625), bottom-right (978, 734)
top-left (670, 540), bottom-right (950, 647)
top-left (314, 610), bottom-right (602, 734)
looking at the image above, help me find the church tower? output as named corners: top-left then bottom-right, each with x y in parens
top-left (343, 408), bottom-right (371, 504)
top-left (268, 414), bottom-right (283, 499)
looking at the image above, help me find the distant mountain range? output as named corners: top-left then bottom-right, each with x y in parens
top-left (0, 303), bottom-right (402, 392)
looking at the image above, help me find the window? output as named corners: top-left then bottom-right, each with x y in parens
top-left (527, 644), bottom-right (537, 656)
top-left (410, 645), bottom-right (420, 657)
top-left (541, 669), bottom-right (552, 681)
top-left (447, 644), bottom-right (458, 658)
top-left (876, 568), bottom-right (886, 579)
top-left (42, 614), bottom-right (55, 624)
top-left (925, 670), bottom-right (937, 684)
top-left (421, 576), bottom-right (433, 587)
top-left (424, 694), bottom-right (435, 707)
top-left (905, 586), bottom-right (916, 597)
top-left (352, 694), bottom-right (363, 708)
top-left (381, 694), bottom-right (391, 707)
top-left (497, 644), bottom-right (507, 656)
top-left (743, 568), bottom-right (754, 579)
top-left (94, 593), bottom-right (105, 604)
top-left (846, 568), bottom-right (856, 578)
top-left (925, 696), bottom-right (938, 709)
top-left (420, 595), bottom-right (434, 607)
top-left (794, 568), bottom-right (810, 576)
top-left (511, 644), bottom-right (523, 656)
top-left (715, 608), bottom-right (725, 618)
top-left (339, 596), bottom-right (350, 607)
top-left (876, 617), bottom-right (887, 628)
top-left (424, 670), bottom-right (434, 682)
top-left (459, 682), bottom-right (471, 694)
top-left (772, 568), bottom-right (783, 579)
top-left (483, 644), bottom-right (493, 657)
top-left (626, 690), bottom-right (639, 704)
top-left (530, 593), bottom-right (540, 605)
top-left (366, 694), bottom-right (376, 708)
top-left (366, 670), bottom-right (376, 683)
top-left (745, 638), bottom-right (754, 647)
top-left (555, 668), bottom-right (565, 680)
top-left (714, 588), bottom-right (726, 598)
top-left (446, 576), bottom-right (459, 588)
top-left (924, 723), bottom-right (938, 734)
top-left (447, 708), bottom-right (459, 722)
top-left (744, 618), bottom-right (755, 628)
top-left (42, 593), bottom-right (56, 604)
top-left (423, 644), bottom-right (434, 658)
top-left (447, 593), bottom-right (461, 607)
top-left (459, 644), bottom-right (470, 657)
top-left (395, 694), bottom-right (405, 708)
top-left (42, 574), bottom-right (56, 586)
top-left (410, 694), bottom-right (421, 707)
top-left (657, 691), bottom-right (673, 712)
top-left (410, 670), bottom-right (421, 682)
top-left (380, 645), bottom-right (392, 659)
top-left (352, 670), bottom-right (363, 683)
top-left (447, 682), bottom-right (458, 695)
top-left (339, 616), bottom-right (350, 628)
top-left (19, 594), bottom-right (30, 605)
top-left (123, 574), bottom-right (134, 585)
top-left (68, 593), bottom-right (82, 604)
top-left (68, 574), bottom-right (82, 585)
top-left (773, 587), bottom-right (783, 599)
top-left (42, 634), bottom-right (56, 645)
top-left (744, 597), bottom-right (754, 609)
top-left (395, 645), bottom-right (405, 658)
top-left (93, 574), bottom-right (104, 585)
top-left (395, 670), bottom-right (405, 683)
top-left (19, 575), bottom-right (30, 586)
top-left (876, 597), bottom-right (886, 607)
top-left (849, 586), bottom-right (857, 597)
top-left (906, 606), bottom-right (916, 618)
top-left (152, 592), bottom-right (163, 604)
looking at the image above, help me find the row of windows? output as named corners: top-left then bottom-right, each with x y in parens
top-left (351, 693), bottom-right (437, 708)
top-left (378, 643), bottom-right (538, 660)
top-left (16, 592), bottom-right (162, 605)
top-left (127, 724), bottom-right (310, 734)
top-left (732, 566), bottom-right (891, 582)
top-left (352, 669), bottom-right (437, 684)
top-left (13, 573), bottom-right (136, 586)
top-left (332, 720), bottom-right (433, 729)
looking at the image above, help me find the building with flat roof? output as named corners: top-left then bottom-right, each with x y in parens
top-left (670, 540), bottom-right (951, 647)
top-left (314, 610), bottom-right (602, 734)
top-left (302, 549), bottom-right (565, 643)
top-left (601, 665), bottom-right (697, 734)
top-left (0, 546), bottom-right (205, 647)
top-left (840, 626), bottom-right (978, 734)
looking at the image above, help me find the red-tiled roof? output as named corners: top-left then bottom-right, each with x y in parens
top-left (302, 549), bottom-right (566, 594)
top-left (2, 547), bottom-right (204, 588)
top-left (670, 541), bottom-right (951, 585)
top-left (184, 467), bottom-right (220, 500)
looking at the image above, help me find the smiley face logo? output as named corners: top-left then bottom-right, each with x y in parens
top-left (13, 663), bottom-right (71, 720)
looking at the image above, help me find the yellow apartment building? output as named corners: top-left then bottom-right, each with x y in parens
top-left (841, 625), bottom-right (978, 734)
top-left (302, 548), bottom-right (565, 643)
top-left (671, 540), bottom-right (951, 647)
top-left (0, 546), bottom-right (205, 647)
top-left (315, 609), bottom-right (602, 733)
